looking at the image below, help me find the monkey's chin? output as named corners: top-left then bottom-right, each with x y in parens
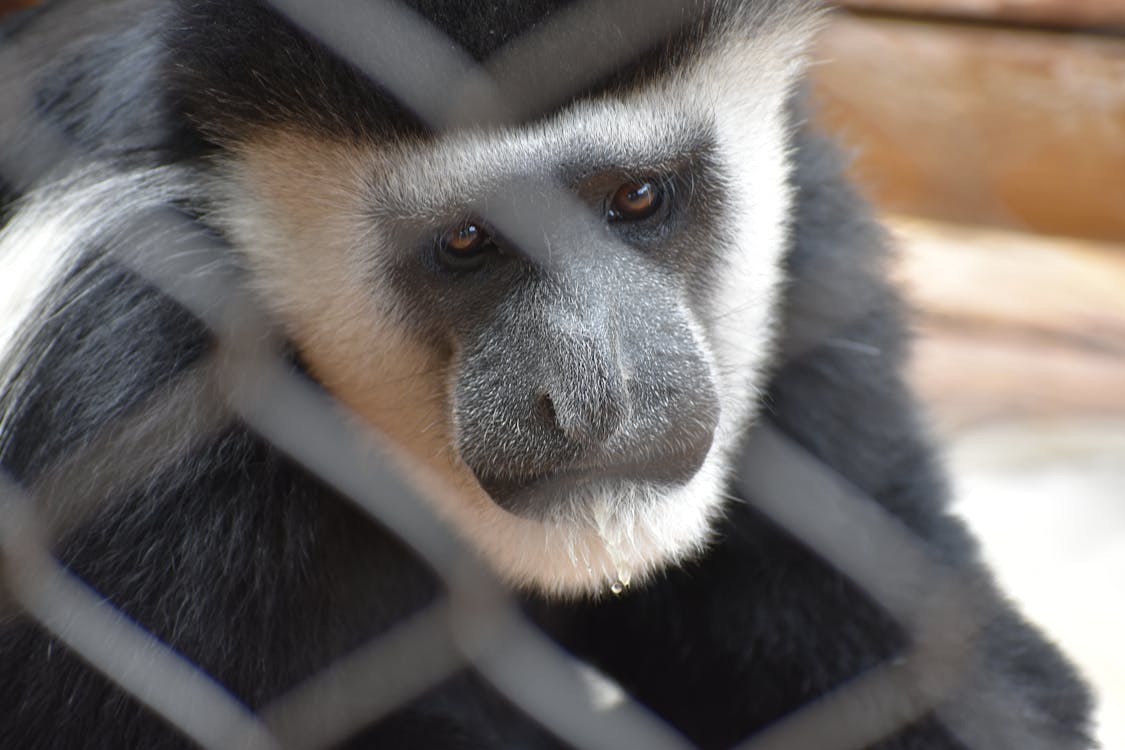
top-left (429, 458), bottom-right (730, 599)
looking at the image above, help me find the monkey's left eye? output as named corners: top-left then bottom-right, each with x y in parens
top-left (438, 221), bottom-right (492, 270)
top-left (608, 179), bottom-right (663, 222)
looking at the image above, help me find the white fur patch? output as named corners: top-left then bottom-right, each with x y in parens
top-left (0, 199), bottom-right (72, 372)
top-left (0, 167), bottom-right (192, 440)
top-left (219, 21), bottom-right (818, 597)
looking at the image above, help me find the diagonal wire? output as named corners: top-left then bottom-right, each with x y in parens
top-left (264, 0), bottom-right (701, 131)
top-left (246, 600), bottom-right (466, 750)
top-left (731, 423), bottom-right (1038, 750)
top-left (0, 474), bottom-right (279, 750)
top-left (108, 204), bottom-right (696, 750)
top-left (0, 2), bottom-right (1035, 749)
top-left (264, 0), bottom-right (703, 274)
top-left (19, 357), bottom-right (232, 557)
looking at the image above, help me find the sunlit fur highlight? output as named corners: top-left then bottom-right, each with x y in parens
top-left (0, 167), bottom-right (194, 447)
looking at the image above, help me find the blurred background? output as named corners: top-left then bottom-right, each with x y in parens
top-left (815, 2), bottom-right (1125, 746)
top-left (2, 0), bottom-right (1121, 745)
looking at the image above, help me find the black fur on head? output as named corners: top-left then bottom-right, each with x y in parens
top-left (164, 0), bottom-right (812, 143)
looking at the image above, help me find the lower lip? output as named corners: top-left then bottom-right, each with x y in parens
top-left (488, 470), bottom-right (607, 518)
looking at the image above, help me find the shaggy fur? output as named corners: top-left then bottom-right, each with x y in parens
top-left (0, 1), bottom-right (1091, 748)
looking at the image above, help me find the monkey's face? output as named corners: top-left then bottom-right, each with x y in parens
top-left (217, 22), bottom-right (814, 597)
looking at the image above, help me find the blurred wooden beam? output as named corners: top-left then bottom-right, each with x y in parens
top-left (840, 0), bottom-right (1125, 28)
top-left (892, 217), bottom-right (1125, 429)
top-left (911, 329), bottom-right (1125, 429)
top-left (811, 13), bottom-right (1125, 242)
top-left (893, 217), bottom-right (1125, 348)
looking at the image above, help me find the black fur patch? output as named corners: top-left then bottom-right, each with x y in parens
top-left (0, 175), bottom-right (18, 227)
top-left (164, 0), bottom-right (769, 142)
top-left (0, 2), bottom-right (1093, 748)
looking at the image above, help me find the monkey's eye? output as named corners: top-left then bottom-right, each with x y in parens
top-left (608, 179), bottom-right (663, 222)
top-left (438, 221), bottom-right (492, 270)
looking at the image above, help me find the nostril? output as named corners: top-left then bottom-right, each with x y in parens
top-left (536, 386), bottom-right (625, 447)
top-left (537, 392), bottom-right (558, 428)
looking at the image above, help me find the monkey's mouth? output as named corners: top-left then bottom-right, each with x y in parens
top-left (473, 447), bottom-right (711, 520)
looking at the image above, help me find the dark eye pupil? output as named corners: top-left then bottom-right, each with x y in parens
top-left (610, 180), bottom-right (661, 221)
top-left (438, 220), bottom-right (495, 271)
top-left (445, 222), bottom-right (485, 254)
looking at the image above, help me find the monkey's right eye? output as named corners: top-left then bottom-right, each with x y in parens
top-left (438, 221), bottom-right (492, 270)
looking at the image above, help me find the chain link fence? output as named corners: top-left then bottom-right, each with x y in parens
top-left (0, 1), bottom-right (1072, 748)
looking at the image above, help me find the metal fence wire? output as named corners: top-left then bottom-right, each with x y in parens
top-left (0, 1), bottom-right (1082, 749)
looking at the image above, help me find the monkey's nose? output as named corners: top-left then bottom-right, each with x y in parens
top-left (536, 379), bottom-right (626, 448)
top-left (534, 332), bottom-right (628, 447)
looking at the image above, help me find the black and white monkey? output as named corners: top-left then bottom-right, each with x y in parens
top-left (0, 0), bottom-right (1093, 748)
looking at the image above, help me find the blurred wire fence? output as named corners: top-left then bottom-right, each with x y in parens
top-left (0, 1), bottom-right (1045, 748)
